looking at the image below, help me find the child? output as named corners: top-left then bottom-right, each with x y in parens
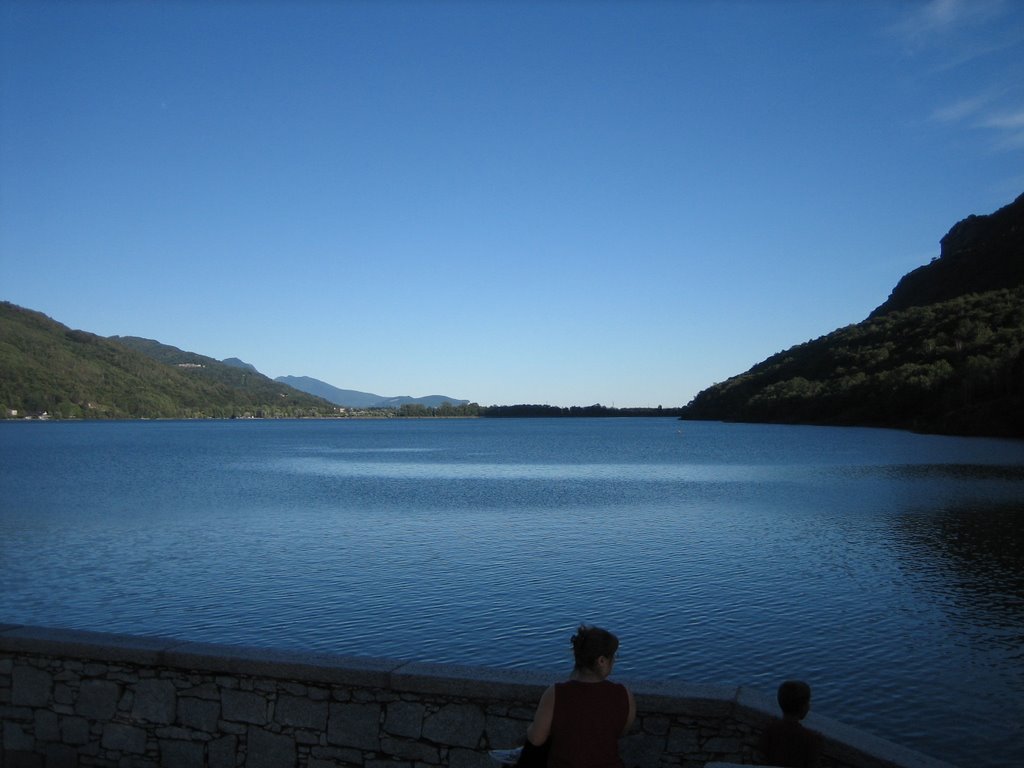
top-left (759, 680), bottom-right (822, 768)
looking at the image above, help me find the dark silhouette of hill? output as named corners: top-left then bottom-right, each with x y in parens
top-left (0, 303), bottom-right (339, 419)
top-left (871, 193), bottom-right (1024, 317)
top-left (680, 193), bottom-right (1024, 437)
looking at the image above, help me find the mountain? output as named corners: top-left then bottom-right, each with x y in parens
top-left (275, 375), bottom-right (469, 409)
top-left (221, 357), bottom-right (259, 373)
top-left (679, 193), bottom-right (1024, 437)
top-left (0, 304), bottom-right (339, 419)
top-left (111, 336), bottom-right (340, 414)
top-left (274, 376), bottom-right (388, 408)
top-left (870, 193), bottom-right (1024, 317)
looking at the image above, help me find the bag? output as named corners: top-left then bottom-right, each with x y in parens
top-left (515, 739), bottom-right (550, 768)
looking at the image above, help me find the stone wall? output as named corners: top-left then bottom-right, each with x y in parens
top-left (0, 624), bottom-right (954, 768)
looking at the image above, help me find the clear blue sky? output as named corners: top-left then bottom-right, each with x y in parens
top-left (2, 0), bottom-right (1023, 407)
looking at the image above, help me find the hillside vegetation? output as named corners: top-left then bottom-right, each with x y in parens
top-left (681, 193), bottom-right (1024, 437)
top-left (0, 304), bottom-right (339, 419)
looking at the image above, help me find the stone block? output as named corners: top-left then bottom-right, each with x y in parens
top-left (208, 734), bottom-right (237, 768)
top-left (448, 747), bottom-right (494, 768)
top-left (222, 689), bottom-right (267, 724)
top-left (44, 742), bottom-right (79, 768)
top-left (160, 739), bottom-right (205, 768)
top-left (0, 626), bottom-right (170, 666)
top-left (667, 725), bottom-right (700, 754)
top-left (55, 684), bottom-right (75, 705)
top-left (166, 641), bottom-right (398, 689)
top-left (76, 679), bottom-right (120, 720)
top-left (294, 729), bottom-right (320, 745)
top-left (2, 751), bottom-right (44, 768)
top-left (703, 736), bottom-right (741, 753)
top-left (621, 731), bottom-right (665, 768)
top-left (118, 688), bottom-right (135, 713)
top-left (61, 716), bottom-right (91, 745)
top-left (133, 679), bottom-right (177, 724)
top-left (178, 696), bottom-right (221, 732)
top-left (382, 734), bottom-right (441, 761)
top-left (102, 723), bottom-right (148, 754)
top-left (34, 708), bottom-right (60, 741)
top-left (0, 703), bottom-right (32, 719)
top-left (385, 700), bottom-right (425, 739)
top-left (422, 703), bottom-right (485, 748)
top-left (155, 726), bottom-right (200, 741)
top-left (245, 726), bottom-right (296, 768)
top-left (311, 744), bottom-right (364, 763)
top-left (181, 682), bottom-right (220, 700)
top-left (12, 665), bottom-right (52, 706)
top-left (641, 715), bottom-right (671, 736)
top-left (327, 701), bottom-right (381, 751)
top-left (391, 661), bottom-right (552, 701)
top-left (484, 713), bottom-right (527, 749)
top-left (275, 695), bottom-right (328, 730)
top-left (4, 720), bottom-right (35, 751)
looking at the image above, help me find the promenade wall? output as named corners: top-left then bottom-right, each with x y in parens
top-left (0, 624), bottom-right (953, 768)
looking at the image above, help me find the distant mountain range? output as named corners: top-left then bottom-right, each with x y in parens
top-left (274, 375), bottom-right (469, 409)
top-left (680, 192), bottom-right (1024, 437)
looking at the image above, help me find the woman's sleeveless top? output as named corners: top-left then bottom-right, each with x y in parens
top-left (548, 679), bottom-right (629, 768)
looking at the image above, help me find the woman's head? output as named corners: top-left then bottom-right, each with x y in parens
top-left (571, 625), bottom-right (619, 671)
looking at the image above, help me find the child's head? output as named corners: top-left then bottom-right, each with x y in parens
top-left (777, 680), bottom-right (812, 719)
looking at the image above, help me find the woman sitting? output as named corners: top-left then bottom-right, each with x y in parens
top-left (524, 624), bottom-right (636, 768)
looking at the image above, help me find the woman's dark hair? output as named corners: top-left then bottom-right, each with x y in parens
top-left (571, 624), bottom-right (619, 671)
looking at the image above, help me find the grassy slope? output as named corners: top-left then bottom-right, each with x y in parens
top-left (0, 302), bottom-right (336, 418)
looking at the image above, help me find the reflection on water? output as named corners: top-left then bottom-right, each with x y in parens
top-left (888, 500), bottom-right (1024, 758)
top-left (1, 418), bottom-right (1023, 767)
top-left (898, 501), bottom-right (1024, 636)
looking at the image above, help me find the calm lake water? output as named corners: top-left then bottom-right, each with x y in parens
top-left (2, 418), bottom-right (1023, 766)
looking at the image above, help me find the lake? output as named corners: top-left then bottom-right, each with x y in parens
top-left (2, 418), bottom-right (1022, 767)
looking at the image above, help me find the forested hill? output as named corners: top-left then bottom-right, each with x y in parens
top-left (680, 193), bottom-right (1024, 437)
top-left (0, 303), bottom-right (339, 419)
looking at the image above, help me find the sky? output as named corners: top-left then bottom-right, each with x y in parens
top-left (2, 0), bottom-right (1023, 408)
